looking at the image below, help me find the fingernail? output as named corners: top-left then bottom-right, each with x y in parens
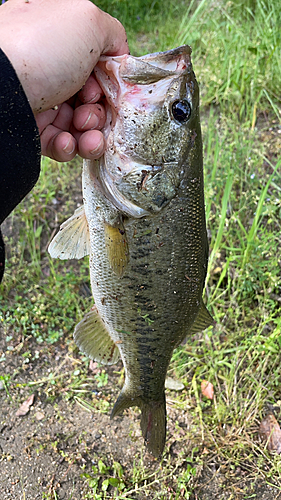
top-left (63, 138), bottom-right (75, 155)
top-left (89, 137), bottom-right (104, 156)
top-left (88, 92), bottom-right (102, 104)
top-left (81, 112), bottom-right (98, 130)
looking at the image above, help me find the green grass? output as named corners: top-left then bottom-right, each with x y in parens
top-left (1, 0), bottom-right (281, 498)
top-left (176, 0), bottom-right (281, 123)
top-left (95, 0), bottom-right (281, 123)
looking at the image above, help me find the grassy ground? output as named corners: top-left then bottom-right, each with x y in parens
top-left (0, 0), bottom-right (281, 498)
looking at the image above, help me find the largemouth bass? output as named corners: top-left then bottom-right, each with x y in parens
top-left (49, 45), bottom-right (213, 457)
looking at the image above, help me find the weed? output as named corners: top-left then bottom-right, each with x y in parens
top-left (94, 370), bottom-right (108, 388)
top-left (176, 0), bottom-right (281, 122)
top-left (0, 374), bottom-right (11, 399)
top-left (81, 459), bottom-right (126, 498)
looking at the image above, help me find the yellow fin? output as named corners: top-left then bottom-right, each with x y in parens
top-left (74, 307), bottom-right (119, 365)
top-left (104, 221), bottom-right (129, 277)
top-left (189, 301), bottom-right (215, 335)
top-left (48, 206), bottom-right (90, 260)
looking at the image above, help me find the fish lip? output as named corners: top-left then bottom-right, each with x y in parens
top-left (137, 44), bottom-right (192, 73)
top-left (98, 44), bottom-right (192, 73)
top-left (139, 44), bottom-right (192, 60)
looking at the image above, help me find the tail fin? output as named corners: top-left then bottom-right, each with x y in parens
top-left (140, 397), bottom-right (166, 458)
top-left (111, 389), bottom-right (166, 458)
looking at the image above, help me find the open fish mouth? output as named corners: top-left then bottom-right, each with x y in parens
top-left (95, 45), bottom-right (192, 93)
top-left (94, 45), bottom-right (193, 142)
top-left (92, 45), bottom-right (196, 218)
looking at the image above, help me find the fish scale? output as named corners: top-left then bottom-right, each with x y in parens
top-left (49, 45), bottom-right (214, 457)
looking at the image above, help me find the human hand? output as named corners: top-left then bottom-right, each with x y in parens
top-left (35, 76), bottom-right (107, 162)
top-left (0, 0), bottom-right (129, 161)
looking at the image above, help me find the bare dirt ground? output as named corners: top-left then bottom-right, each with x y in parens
top-left (1, 329), bottom-right (281, 500)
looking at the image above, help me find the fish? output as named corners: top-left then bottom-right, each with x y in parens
top-left (48, 45), bottom-right (214, 458)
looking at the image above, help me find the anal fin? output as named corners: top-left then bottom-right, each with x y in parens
top-left (110, 389), bottom-right (141, 419)
top-left (74, 307), bottom-right (119, 365)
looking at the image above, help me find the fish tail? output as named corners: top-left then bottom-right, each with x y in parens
top-left (111, 389), bottom-right (166, 458)
top-left (110, 390), bottom-right (142, 419)
top-left (140, 396), bottom-right (166, 458)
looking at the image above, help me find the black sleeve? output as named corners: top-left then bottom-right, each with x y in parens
top-left (0, 48), bottom-right (41, 283)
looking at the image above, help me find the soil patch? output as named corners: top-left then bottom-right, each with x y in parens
top-left (1, 329), bottom-right (281, 499)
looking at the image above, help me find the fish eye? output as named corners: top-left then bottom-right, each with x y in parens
top-left (171, 99), bottom-right (191, 123)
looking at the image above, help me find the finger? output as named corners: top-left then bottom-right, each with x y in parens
top-left (52, 132), bottom-right (77, 161)
top-left (35, 103), bottom-right (73, 136)
top-left (40, 125), bottom-right (77, 161)
top-left (51, 102), bottom-right (74, 131)
top-left (35, 107), bottom-right (60, 134)
top-left (78, 75), bottom-right (103, 104)
top-left (98, 12), bottom-right (129, 56)
top-left (77, 130), bottom-right (105, 159)
top-left (73, 103), bottom-right (106, 131)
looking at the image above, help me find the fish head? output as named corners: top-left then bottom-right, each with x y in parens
top-left (93, 45), bottom-right (202, 217)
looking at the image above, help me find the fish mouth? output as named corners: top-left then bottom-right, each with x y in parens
top-left (94, 44), bottom-right (193, 141)
top-left (95, 45), bottom-right (192, 89)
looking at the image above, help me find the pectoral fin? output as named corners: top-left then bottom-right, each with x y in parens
top-left (48, 205), bottom-right (90, 260)
top-left (74, 307), bottom-right (120, 365)
top-left (104, 221), bottom-right (129, 277)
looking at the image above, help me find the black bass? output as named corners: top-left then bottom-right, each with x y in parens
top-left (49, 45), bottom-right (213, 457)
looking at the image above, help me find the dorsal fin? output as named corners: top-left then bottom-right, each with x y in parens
top-left (48, 205), bottom-right (90, 260)
top-left (74, 307), bottom-right (120, 365)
